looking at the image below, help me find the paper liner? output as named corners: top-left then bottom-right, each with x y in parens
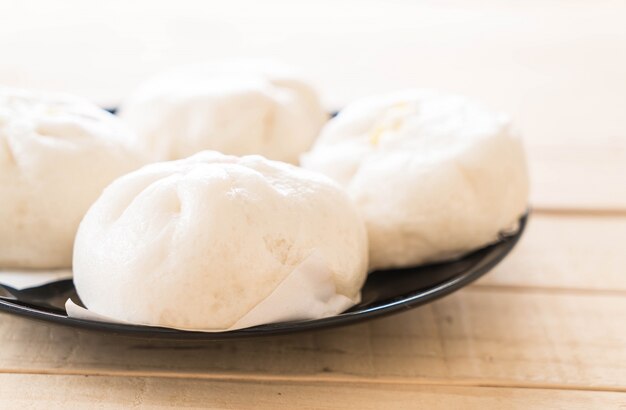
top-left (0, 269), bottom-right (73, 290)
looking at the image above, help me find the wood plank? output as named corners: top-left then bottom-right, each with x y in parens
top-left (0, 373), bottom-right (624, 410)
top-left (0, 289), bottom-right (624, 390)
top-left (529, 142), bottom-right (626, 211)
top-left (478, 213), bottom-right (626, 291)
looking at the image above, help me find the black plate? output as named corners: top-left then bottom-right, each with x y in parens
top-left (0, 214), bottom-right (527, 340)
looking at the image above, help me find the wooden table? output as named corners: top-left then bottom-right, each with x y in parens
top-left (0, 1), bottom-right (625, 408)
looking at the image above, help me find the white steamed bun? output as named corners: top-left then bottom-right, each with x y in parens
top-left (301, 89), bottom-right (529, 270)
top-left (72, 151), bottom-right (368, 330)
top-left (119, 61), bottom-right (327, 164)
top-left (0, 87), bottom-right (146, 269)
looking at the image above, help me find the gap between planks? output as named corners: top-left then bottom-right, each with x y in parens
top-left (532, 208), bottom-right (626, 218)
top-left (468, 284), bottom-right (626, 297)
top-left (0, 367), bottom-right (624, 394)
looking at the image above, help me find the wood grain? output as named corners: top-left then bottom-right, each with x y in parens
top-left (0, 288), bottom-right (624, 390)
top-left (1, 374), bottom-right (625, 410)
top-left (478, 213), bottom-right (626, 291)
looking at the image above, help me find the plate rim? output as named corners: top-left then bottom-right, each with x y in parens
top-left (0, 213), bottom-right (529, 341)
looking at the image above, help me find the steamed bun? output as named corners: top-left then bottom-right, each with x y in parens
top-left (0, 87), bottom-right (146, 269)
top-left (301, 89), bottom-right (529, 270)
top-left (119, 61), bottom-right (326, 163)
top-left (73, 151), bottom-right (368, 330)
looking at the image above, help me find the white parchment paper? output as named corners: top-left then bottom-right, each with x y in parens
top-left (0, 269), bottom-right (73, 290)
